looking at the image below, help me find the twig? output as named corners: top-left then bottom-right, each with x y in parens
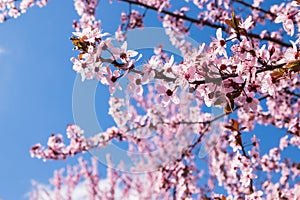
top-left (232, 0), bottom-right (276, 18)
top-left (118, 0), bottom-right (292, 47)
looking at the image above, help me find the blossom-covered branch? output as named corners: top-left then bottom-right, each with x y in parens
top-left (3, 0), bottom-right (298, 199)
top-left (118, 0), bottom-right (292, 47)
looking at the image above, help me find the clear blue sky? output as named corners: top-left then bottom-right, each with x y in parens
top-left (0, 1), bottom-right (78, 199)
top-left (0, 0), bottom-right (297, 199)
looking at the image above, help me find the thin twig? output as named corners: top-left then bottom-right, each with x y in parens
top-left (118, 0), bottom-right (292, 47)
top-left (232, 0), bottom-right (276, 18)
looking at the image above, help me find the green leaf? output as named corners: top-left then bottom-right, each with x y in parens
top-left (285, 60), bottom-right (300, 73)
top-left (270, 68), bottom-right (285, 80)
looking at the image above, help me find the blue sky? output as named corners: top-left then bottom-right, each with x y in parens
top-left (0, 0), bottom-right (298, 199)
top-left (0, 1), bottom-right (146, 199)
top-left (0, 1), bottom-right (76, 199)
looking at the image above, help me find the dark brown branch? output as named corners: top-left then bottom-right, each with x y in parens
top-left (157, 95), bottom-right (270, 128)
top-left (118, 0), bottom-right (292, 48)
top-left (238, 132), bottom-right (255, 193)
top-left (189, 62), bottom-right (287, 87)
top-left (248, 33), bottom-right (291, 48)
top-left (119, 0), bottom-right (213, 25)
top-left (189, 73), bottom-right (238, 85)
top-left (256, 63), bottom-right (286, 73)
top-left (284, 88), bottom-right (300, 98)
top-left (232, 0), bottom-right (276, 18)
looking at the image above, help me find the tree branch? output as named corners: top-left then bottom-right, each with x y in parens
top-left (118, 0), bottom-right (292, 47)
top-left (232, 0), bottom-right (276, 18)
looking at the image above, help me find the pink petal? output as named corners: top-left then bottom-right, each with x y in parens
top-left (127, 50), bottom-right (138, 58)
top-left (156, 84), bottom-right (166, 93)
top-left (216, 28), bottom-right (222, 40)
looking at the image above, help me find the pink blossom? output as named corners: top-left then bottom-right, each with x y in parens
top-left (8, 7), bottom-right (20, 18)
top-left (275, 13), bottom-right (294, 36)
top-left (236, 92), bottom-right (259, 112)
top-left (104, 66), bottom-right (122, 94)
top-left (156, 82), bottom-right (180, 106)
top-left (214, 28), bottom-right (228, 58)
top-left (127, 73), bottom-right (144, 96)
top-left (239, 16), bottom-right (254, 30)
top-left (228, 132), bottom-right (242, 152)
top-left (21, 0), bottom-right (300, 199)
top-left (279, 135), bottom-right (289, 150)
top-left (246, 190), bottom-right (263, 200)
top-left (72, 27), bottom-right (109, 43)
top-left (291, 1), bottom-right (300, 7)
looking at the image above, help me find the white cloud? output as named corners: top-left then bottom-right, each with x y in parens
top-left (26, 171), bottom-right (163, 200)
top-left (26, 178), bottom-right (140, 200)
top-left (27, 180), bottom-right (99, 200)
top-left (0, 47), bottom-right (6, 55)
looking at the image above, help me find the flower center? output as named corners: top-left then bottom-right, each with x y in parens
top-left (166, 89), bottom-right (173, 96)
top-left (220, 64), bottom-right (227, 71)
top-left (220, 39), bottom-right (226, 46)
top-left (135, 78), bottom-right (141, 85)
top-left (246, 97), bottom-right (253, 103)
top-left (111, 76), bottom-right (118, 82)
top-left (120, 53), bottom-right (127, 60)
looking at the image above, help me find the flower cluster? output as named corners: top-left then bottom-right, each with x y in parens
top-left (0, 0), bottom-right (47, 22)
top-left (24, 0), bottom-right (300, 199)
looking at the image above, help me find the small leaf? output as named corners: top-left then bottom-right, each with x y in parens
top-left (70, 36), bottom-right (90, 52)
top-left (225, 19), bottom-right (233, 27)
top-left (240, 126), bottom-right (247, 131)
top-left (225, 12), bottom-right (241, 31)
top-left (213, 96), bottom-right (227, 106)
top-left (292, 0), bottom-right (300, 6)
top-left (235, 133), bottom-right (242, 145)
top-left (285, 60), bottom-right (300, 72)
top-left (231, 119), bottom-right (240, 132)
top-left (224, 99), bottom-right (234, 114)
top-left (270, 68), bottom-right (285, 80)
top-left (231, 12), bottom-right (240, 29)
top-left (225, 119), bottom-right (239, 132)
top-left (78, 53), bottom-right (84, 60)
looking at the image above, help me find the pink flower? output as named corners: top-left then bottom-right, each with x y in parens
top-left (291, 1), bottom-right (300, 7)
top-left (275, 13), bottom-right (294, 36)
top-left (269, 148), bottom-right (281, 161)
top-left (115, 26), bottom-right (126, 41)
top-left (0, 13), bottom-right (6, 23)
top-left (288, 117), bottom-right (300, 135)
top-left (163, 55), bottom-right (176, 78)
top-left (290, 135), bottom-right (300, 147)
top-left (253, 0), bottom-right (263, 7)
top-left (104, 66), bottom-right (121, 94)
top-left (240, 168), bottom-right (257, 187)
top-left (127, 73), bottom-right (143, 96)
top-left (8, 7), bottom-right (20, 18)
top-left (73, 27), bottom-right (109, 43)
top-left (237, 92), bottom-right (259, 112)
top-left (36, 0), bottom-right (48, 7)
top-left (279, 135), bottom-right (289, 150)
top-left (47, 134), bottom-right (65, 153)
top-left (113, 41), bottom-right (139, 63)
top-left (251, 135), bottom-right (260, 149)
top-left (246, 190), bottom-right (263, 200)
top-left (228, 132), bottom-right (242, 152)
top-left (214, 28), bottom-right (228, 58)
top-left (71, 56), bottom-right (89, 81)
top-left (66, 124), bottom-right (84, 139)
top-left (239, 16), bottom-right (254, 30)
top-left (156, 83), bottom-right (179, 106)
top-left (141, 63), bottom-right (155, 83)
